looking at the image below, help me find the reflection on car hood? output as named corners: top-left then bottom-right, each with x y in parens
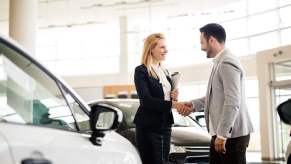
top-left (171, 127), bottom-right (211, 146)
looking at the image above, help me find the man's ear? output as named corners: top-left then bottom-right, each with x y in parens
top-left (209, 36), bottom-right (214, 43)
top-left (208, 36), bottom-right (217, 45)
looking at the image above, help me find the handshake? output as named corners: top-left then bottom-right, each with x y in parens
top-left (172, 101), bottom-right (193, 116)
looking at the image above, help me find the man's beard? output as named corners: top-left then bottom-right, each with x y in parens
top-left (206, 46), bottom-right (214, 58)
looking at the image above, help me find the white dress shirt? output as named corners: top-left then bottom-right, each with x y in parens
top-left (152, 65), bottom-right (171, 101)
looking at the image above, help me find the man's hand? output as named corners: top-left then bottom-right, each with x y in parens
top-left (184, 102), bottom-right (193, 109)
top-left (214, 137), bottom-right (226, 154)
top-left (172, 101), bottom-right (193, 116)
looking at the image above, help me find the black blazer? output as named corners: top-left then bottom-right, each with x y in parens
top-left (133, 64), bottom-right (174, 128)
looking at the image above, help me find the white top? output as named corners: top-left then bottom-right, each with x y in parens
top-left (152, 65), bottom-right (171, 101)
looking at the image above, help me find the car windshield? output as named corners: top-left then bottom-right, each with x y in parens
top-left (189, 112), bottom-right (206, 127)
top-left (110, 101), bottom-right (139, 128)
top-left (0, 39), bottom-right (89, 131)
top-left (172, 110), bottom-right (199, 127)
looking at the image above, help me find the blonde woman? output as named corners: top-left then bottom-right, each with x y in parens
top-left (133, 33), bottom-right (189, 164)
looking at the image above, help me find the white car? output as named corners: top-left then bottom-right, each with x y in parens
top-left (0, 34), bottom-right (142, 164)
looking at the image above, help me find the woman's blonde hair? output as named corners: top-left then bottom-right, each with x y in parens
top-left (141, 33), bottom-right (165, 78)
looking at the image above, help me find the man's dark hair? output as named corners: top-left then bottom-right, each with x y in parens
top-left (199, 23), bottom-right (226, 44)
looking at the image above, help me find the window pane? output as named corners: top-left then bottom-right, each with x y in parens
top-left (56, 57), bottom-right (119, 76)
top-left (248, 11), bottom-right (279, 35)
top-left (279, 6), bottom-right (291, 28)
top-left (164, 48), bottom-right (207, 68)
top-left (127, 8), bottom-right (151, 33)
top-left (227, 38), bottom-right (249, 56)
top-left (281, 28), bottom-right (291, 46)
top-left (246, 98), bottom-right (261, 151)
top-left (179, 83), bottom-right (207, 101)
top-left (245, 79), bottom-right (259, 97)
top-left (279, 0), bottom-right (291, 6)
top-left (166, 29), bottom-right (196, 50)
top-left (127, 33), bottom-right (143, 54)
top-left (127, 33), bottom-right (145, 73)
top-left (248, 0), bottom-right (277, 14)
top-left (250, 32), bottom-right (279, 54)
top-left (128, 53), bottom-right (140, 73)
top-left (0, 22), bottom-right (8, 36)
top-left (179, 84), bottom-right (200, 101)
top-left (36, 20), bottom-right (120, 76)
top-left (223, 18), bottom-right (247, 39)
top-left (273, 60), bottom-right (291, 81)
top-left (35, 46), bottom-right (57, 61)
top-left (216, 1), bottom-right (247, 21)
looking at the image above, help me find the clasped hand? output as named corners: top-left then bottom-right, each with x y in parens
top-left (172, 101), bottom-right (193, 116)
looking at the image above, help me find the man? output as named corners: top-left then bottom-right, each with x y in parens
top-left (181, 23), bottom-right (254, 164)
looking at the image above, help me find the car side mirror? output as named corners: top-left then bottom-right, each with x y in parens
top-left (277, 99), bottom-right (291, 125)
top-left (89, 104), bottom-right (123, 145)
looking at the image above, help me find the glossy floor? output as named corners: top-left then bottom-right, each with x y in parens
top-left (247, 152), bottom-right (284, 164)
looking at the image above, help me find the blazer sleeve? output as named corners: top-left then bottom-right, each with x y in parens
top-left (191, 97), bottom-right (205, 112)
top-left (217, 61), bottom-right (241, 138)
top-left (134, 66), bottom-right (172, 113)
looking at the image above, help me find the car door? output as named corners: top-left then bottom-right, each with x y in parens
top-left (0, 36), bottom-right (140, 164)
top-left (0, 122), bottom-right (130, 164)
top-left (0, 132), bottom-right (14, 164)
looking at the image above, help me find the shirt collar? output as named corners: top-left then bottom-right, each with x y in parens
top-left (213, 48), bottom-right (225, 64)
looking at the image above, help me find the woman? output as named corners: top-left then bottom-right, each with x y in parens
top-left (134, 33), bottom-right (184, 164)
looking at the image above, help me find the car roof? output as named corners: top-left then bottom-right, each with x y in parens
top-left (88, 98), bottom-right (139, 104)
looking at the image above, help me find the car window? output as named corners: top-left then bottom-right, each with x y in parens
top-left (0, 42), bottom-right (77, 131)
top-left (61, 88), bottom-right (90, 131)
top-left (173, 110), bottom-right (200, 127)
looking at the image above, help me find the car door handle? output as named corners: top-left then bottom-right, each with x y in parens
top-left (21, 158), bottom-right (52, 164)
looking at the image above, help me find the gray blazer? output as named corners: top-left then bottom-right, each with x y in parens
top-left (191, 49), bottom-right (254, 138)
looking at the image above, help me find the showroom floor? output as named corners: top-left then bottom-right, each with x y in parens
top-left (247, 152), bottom-right (284, 164)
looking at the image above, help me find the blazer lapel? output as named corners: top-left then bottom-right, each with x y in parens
top-left (204, 49), bottom-right (228, 129)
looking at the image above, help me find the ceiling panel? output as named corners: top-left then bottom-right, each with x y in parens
top-left (0, 0), bottom-right (242, 30)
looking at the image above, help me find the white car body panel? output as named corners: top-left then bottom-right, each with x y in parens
top-left (0, 123), bottom-right (140, 164)
top-left (0, 132), bottom-right (14, 164)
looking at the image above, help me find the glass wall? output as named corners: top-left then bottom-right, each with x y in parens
top-left (35, 0), bottom-right (291, 76)
top-left (36, 20), bottom-right (120, 76)
top-left (127, 0), bottom-right (291, 72)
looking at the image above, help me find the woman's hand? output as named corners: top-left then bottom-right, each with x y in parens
top-left (171, 89), bottom-right (179, 101)
top-left (172, 101), bottom-right (193, 116)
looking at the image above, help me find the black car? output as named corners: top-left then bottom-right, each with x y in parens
top-left (89, 99), bottom-right (211, 164)
top-left (277, 99), bottom-right (291, 163)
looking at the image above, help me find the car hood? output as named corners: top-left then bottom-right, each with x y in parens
top-left (171, 127), bottom-right (211, 146)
